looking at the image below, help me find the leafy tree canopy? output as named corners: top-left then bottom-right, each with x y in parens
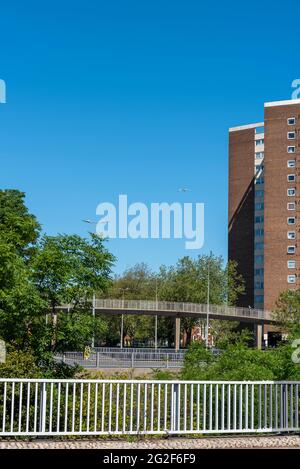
top-left (0, 189), bottom-right (40, 257)
top-left (273, 289), bottom-right (300, 335)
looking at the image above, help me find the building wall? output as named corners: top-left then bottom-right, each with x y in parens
top-left (264, 102), bottom-right (300, 310)
top-left (228, 127), bottom-right (256, 307)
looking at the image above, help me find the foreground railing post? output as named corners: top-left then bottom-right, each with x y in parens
top-left (39, 383), bottom-right (47, 434)
top-left (173, 384), bottom-right (180, 431)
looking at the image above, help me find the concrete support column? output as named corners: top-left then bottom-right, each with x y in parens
top-left (255, 323), bottom-right (263, 350)
top-left (175, 317), bottom-right (181, 351)
top-left (155, 315), bottom-right (158, 349)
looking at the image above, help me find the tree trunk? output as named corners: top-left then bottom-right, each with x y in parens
top-left (51, 304), bottom-right (58, 351)
top-left (185, 327), bottom-right (192, 347)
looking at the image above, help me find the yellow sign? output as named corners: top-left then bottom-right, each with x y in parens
top-left (83, 346), bottom-right (91, 360)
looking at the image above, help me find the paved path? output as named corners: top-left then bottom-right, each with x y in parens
top-left (1, 435), bottom-right (300, 449)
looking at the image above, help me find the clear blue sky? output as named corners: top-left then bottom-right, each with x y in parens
top-left (1, 1), bottom-right (299, 273)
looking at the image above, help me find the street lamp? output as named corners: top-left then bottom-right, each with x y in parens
top-left (82, 219), bottom-right (106, 237)
top-left (145, 277), bottom-right (160, 349)
top-left (206, 257), bottom-right (211, 349)
top-left (119, 287), bottom-right (130, 349)
top-left (154, 277), bottom-right (159, 349)
top-left (91, 293), bottom-right (96, 348)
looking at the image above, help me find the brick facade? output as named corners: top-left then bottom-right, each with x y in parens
top-left (229, 99), bottom-right (300, 313)
top-left (228, 127), bottom-right (255, 307)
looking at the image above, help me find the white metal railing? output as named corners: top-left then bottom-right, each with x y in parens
top-left (55, 350), bottom-right (185, 368)
top-left (60, 299), bottom-right (271, 321)
top-left (93, 299), bottom-right (270, 321)
top-left (0, 379), bottom-right (299, 436)
top-left (93, 347), bottom-right (181, 354)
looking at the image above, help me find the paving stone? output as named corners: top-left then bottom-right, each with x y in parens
top-left (0, 435), bottom-right (300, 449)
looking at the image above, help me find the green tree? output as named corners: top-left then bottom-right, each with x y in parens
top-left (106, 256), bottom-right (245, 347)
top-left (30, 233), bottom-right (115, 351)
top-left (0, 189), bottom-right (40, 258)
top-left (0, 191), bottom-right (46, 354)
top-left (158, 255), bottom-right (245, 345)
top-left (181, 339), bottom-right (300, 381)
top-left (273, 289), bottom-right (300, 335)
top-left (106, 263), bottom-right (165, 346)
top-left (107, 263), bottom-right (157, 300)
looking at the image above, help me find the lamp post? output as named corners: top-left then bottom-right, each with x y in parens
top-left (119, 287), bottom-right (130, 349)
top-left (155, 277), bottom-right (158, 349)
top-left (206, 258), bottom-right (210, 349)
top-left (145, 277), bottom-right (160, 349)
top-left (91, 293), bottom-right (96, 348)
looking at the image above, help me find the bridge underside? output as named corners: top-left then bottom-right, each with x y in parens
top-left (59, 306), bottom-right (269, 350)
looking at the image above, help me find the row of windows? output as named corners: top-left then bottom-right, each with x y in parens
top-left (287, 136), bottom-right (296, 278)
top-left (254, 228), bottom-right (295, 238)
top-left (287, 118), bottom-right (297, 281)
top-left (254, 119), bottom-right (298, 288)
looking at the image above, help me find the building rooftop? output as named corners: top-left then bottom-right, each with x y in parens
top-left (229, 122), bottom-right (264, 133)
top-left (264, 98), bottom-right (300, 107)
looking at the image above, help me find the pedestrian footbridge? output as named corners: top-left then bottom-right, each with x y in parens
top-left (60, 299), bottom-right (273, 350)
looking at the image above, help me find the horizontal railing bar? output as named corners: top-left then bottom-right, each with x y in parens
top-left (1, 378), bottom-right (299, 384)
top-left (0, 429), bottom-right (282, 436)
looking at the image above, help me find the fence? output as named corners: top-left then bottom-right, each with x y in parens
top-left (93, 299), bottom-right (269, 321)
top-left (0, 379), bottom-right (299, 436)
top-left (93, 347), bottom-right (181, 354)
top-left (55, 350), bottom-right (185, 368)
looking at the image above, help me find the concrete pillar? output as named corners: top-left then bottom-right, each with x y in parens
top-left (175, 317), bottom-right (180, 351)
top-left (255, 323), bottom-right (263, 350)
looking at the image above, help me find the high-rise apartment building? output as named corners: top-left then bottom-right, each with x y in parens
top-left (229, 98), bottom-right (300, 313)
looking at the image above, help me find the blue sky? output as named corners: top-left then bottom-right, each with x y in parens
top-left (1, 1), bottom-right (299, 273)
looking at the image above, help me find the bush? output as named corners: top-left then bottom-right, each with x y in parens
top-left (181, 341), bottom-right (300, 381)
top-left (0, 346), bottom-right (79, 379)
top-left (0, 348), bottom-right (42, 378)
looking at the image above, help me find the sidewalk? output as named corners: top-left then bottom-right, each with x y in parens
top-left (1, 435), bottom-right (300, 449)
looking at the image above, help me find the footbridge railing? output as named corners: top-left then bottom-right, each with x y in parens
top-left (0, 379), bottom-right (298, 436)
